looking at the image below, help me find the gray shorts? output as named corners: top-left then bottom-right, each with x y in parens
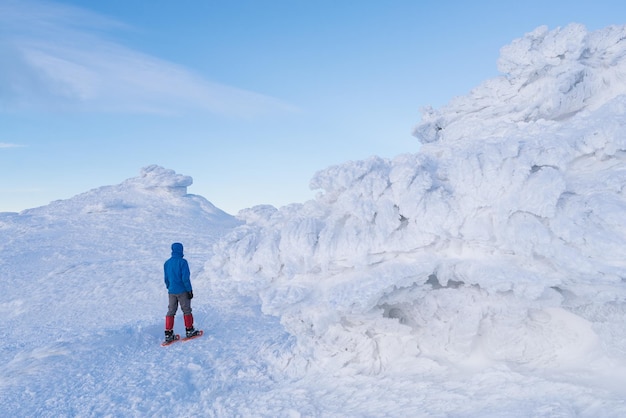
top-left (166, 292), bottom-right (192, 316)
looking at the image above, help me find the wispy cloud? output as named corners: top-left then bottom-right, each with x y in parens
top-left (0, 0), bottom-right (297, 117)
top-left (0, 142), bottom-right (25, 148)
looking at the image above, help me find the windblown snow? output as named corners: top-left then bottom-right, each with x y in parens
top-left (2, 24), bottom-right (626, 417)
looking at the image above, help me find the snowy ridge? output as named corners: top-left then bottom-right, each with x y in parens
top-left (210, 23), bottom-right (626, 386)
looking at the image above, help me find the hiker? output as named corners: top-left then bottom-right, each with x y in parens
top-left (163, 242), bottom-right (201, 343)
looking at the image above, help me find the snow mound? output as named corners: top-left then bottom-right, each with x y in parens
top-left (0, 166), bottom-right (240, 343)
top-left (209, 24), bottom-right (626, 378)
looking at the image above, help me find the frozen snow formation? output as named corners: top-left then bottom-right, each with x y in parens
top-left (415, 23), bottom-right (626, 143)
top-left (52, 165), bottom-right (214, 215)
top-left (210, 23), bottom-right (626, 376)
top-left (131, 165), bottom-right (193, 192)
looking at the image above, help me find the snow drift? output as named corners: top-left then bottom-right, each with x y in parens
top-left (210, 23), bottom-right (626, 383)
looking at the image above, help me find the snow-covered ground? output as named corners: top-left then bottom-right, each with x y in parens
top-left (3, 23), bottom-right (626, 417)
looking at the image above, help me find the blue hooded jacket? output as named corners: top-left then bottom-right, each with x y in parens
top-left (164, 242), bottom-right (192, 294)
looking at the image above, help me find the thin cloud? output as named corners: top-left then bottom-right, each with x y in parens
top-left (0, 142), bottom-right (25, 148)
top-left (0, 0), bottom-right (297, 117)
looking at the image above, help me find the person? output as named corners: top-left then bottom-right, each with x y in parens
top-left (163, 242), bottom-right (200, 342)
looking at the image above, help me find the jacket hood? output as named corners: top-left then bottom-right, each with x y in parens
top-left (171, 242), bottom-right (184, 257)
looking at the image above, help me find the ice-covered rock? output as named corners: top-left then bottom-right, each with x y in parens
top-left (209, 24), bottom-right (626, 375)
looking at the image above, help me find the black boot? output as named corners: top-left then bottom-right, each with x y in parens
top-left (164, 329), bottom-right (175, 343)
top-left (186, 327), bottom-right (200, 338)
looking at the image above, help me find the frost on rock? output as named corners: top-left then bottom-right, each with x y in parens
top-left (128, 165), bottom-right (193, 196)
top-left (210, 24), bottom-right (626, 375)
top-left (414, 23), bottom-right (626, 144)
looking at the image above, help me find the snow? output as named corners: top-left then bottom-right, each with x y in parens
top-left (3, 23), bottom-right (626, 417)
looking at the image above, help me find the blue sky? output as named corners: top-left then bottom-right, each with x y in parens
top-left (1, 0), bottom-right (624, 214)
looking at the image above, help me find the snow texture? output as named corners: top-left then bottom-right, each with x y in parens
top-left (3, 24), bottom-right (626, 417)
